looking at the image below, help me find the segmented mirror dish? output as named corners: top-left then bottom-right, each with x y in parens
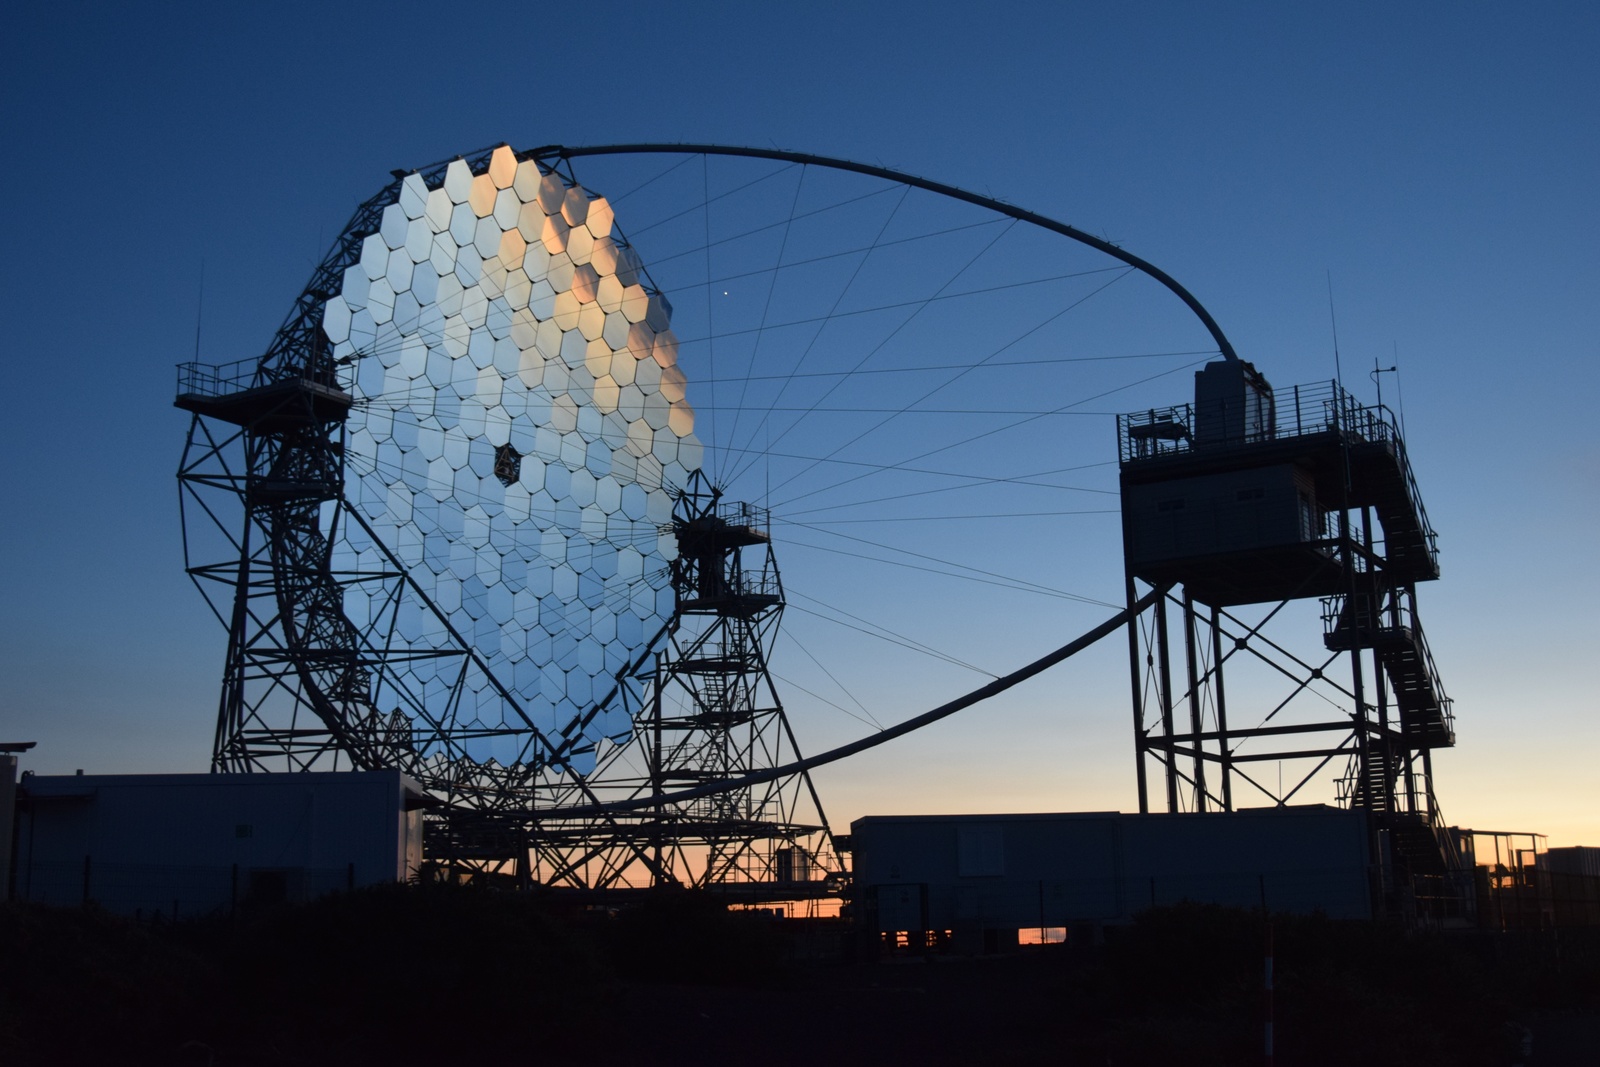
top-left (321, 145), bottom-right (702, 775)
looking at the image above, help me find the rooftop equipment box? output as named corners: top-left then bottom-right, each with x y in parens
top-left (1123, 462), bottom-right (1323, 569)
top-left (12, 771), bottom-right (427, 916)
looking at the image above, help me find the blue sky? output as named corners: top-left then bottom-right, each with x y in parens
top-left (2, 2), bottom-right (1595, 845)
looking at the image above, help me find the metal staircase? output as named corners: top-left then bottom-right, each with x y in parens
top-left (1336, 399), bottom-right (1440, 583)
top-left (1323, 590), bottom-right (1454, 748)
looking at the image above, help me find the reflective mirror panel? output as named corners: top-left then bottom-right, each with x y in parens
top-left (325, 152), bottom-right (701, 776)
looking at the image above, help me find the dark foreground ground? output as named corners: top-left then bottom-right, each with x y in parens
top-left (3, 887), bottom-right (1596, 1066)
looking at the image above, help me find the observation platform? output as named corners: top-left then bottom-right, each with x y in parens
top-left (658, 707), bottom-right (759, 730)
top-left (675, 501), bottom-right (772, 554)
top-left (676, 582), bottom-right (782, 617)
top-left (1118, 376), bottom-right (1439, 606)
top-left (674, 501), bottom-right (783, 617)
top-left (174, 358), bottom-right (352, 432)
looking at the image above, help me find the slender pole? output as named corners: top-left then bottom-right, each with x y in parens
top-left (1263, 920), bottom-right (1276, 1067)
top-left (1183, 588), bottom-right (1207, 812)
top-left (1341, 506), bottom-right (1370, 812)
top-left (1211, 604), bottom-right (1234, 811)
top-left (1362, 506), bottom-right (1389, 817)
top-left (215, 459), bottom-right (256, 769)
top-left (1127, 575), bottom-right (1151, 814)
top-left (1155, 592), bottom-right (1179, 812)
top-left (1421, 748), bottom-right (1436, 821)
top-left (0, 755), bottom-right (16, 902)
top-left (650, 650), bottom-right (665, 885)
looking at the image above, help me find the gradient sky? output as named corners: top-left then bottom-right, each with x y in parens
top-left (2, 2), bottom-right (1595, 846)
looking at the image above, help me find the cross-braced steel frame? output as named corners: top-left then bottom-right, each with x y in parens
top-left (513, 472), bottom-right (844, 895)
top-left (1125, 578), bottom-right (1445, 817)
top-left (1119, 379), bottom-right (1469, 921)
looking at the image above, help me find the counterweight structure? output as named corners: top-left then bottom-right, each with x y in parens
top-left (1118, 359), bottom-right (1465, 920)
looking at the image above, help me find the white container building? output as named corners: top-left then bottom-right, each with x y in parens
top-left (12, 770), bottom-right (427, 917)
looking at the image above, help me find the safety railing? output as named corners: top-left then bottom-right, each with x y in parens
top-left (176, 355), bottom-right (342, 399)
top-left (1119, 379), bottom-right (1438, 566)
top-left (175, 357), bottom-right (262, 399)
top-left (1118, 404), bottom-right (1194, 460)
top-left (732, 569), bottom-right (781, 599)
top-left (1119, 379), bottom-right (1396, 462)
top-left (1377, 428), bottom-right (1439, 564)
top-left (1413, 647), bottom-right (1455, 742)
top-left (717, 499), bottom-right (770, 537)
top-left (1320, 588), bottom-right (1420, 642)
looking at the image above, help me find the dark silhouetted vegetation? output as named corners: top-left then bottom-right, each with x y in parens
top-left (3, 890), bottom-right (1595, 1065)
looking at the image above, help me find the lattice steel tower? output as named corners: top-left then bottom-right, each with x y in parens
top-left (527, 472), bottom-right (843, 895)
top-left (1117, 358), bottom-right (1466, 919)
top-left (174, 144), bottom-right (843, 898)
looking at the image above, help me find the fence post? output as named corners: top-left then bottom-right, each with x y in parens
top-left (1263, 920), bottom-right (1275, 1067)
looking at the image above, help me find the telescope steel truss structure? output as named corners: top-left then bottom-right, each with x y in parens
top-left (177, 142), bottom-right (1463, 909)
top-left (176, 145), bottom-right (854, 894)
